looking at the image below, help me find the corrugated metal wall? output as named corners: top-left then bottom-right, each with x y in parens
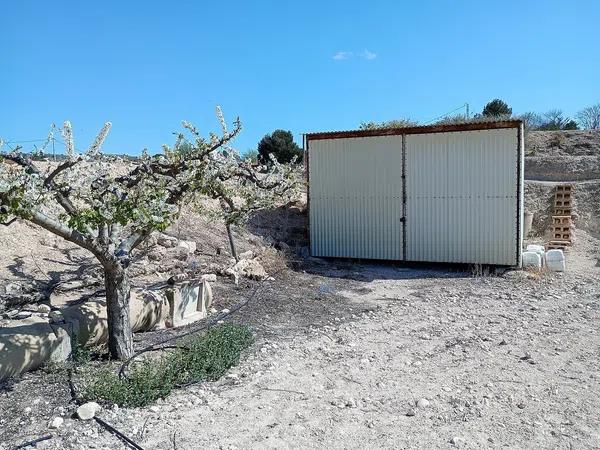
top-left (405, 128), bottom-right (519, 265)
top-left (308, 126), bottom-right (521, 265)
top-left (309, 136), bottom-right (404, 259)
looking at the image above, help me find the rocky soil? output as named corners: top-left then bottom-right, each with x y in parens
top-left (1, 229), bottom-right (599, 449)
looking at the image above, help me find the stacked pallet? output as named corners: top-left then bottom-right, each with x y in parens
top-left (546, 185), bottom-right (573, 251)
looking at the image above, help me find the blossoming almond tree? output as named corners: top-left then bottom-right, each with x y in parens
top-left (0, 108), bottom-right (297, 359)
top-left (194, 153), bottom-right (300, 261)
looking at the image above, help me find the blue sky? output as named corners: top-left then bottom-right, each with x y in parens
top-left (1, 1), bottom-right (599, 155)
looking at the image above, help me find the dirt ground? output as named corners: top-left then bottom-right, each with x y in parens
top-left (1, 227), bottom-right (599, 450)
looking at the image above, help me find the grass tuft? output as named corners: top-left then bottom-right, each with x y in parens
top-left (82, 323), bottom-right (253, 407)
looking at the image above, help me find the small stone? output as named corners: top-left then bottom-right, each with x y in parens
top-left (77, 402), bottom-right (101, 420)
top-left (201, 274), bottom-right (217, 282)
top-left (37, 304), bottom-right (51, 314)
top-left (416, 398), bottom-right (430, 408)
top-left (406, 408), bottom-right (416, 417)
top-left (450, 436), bottom-right (465, 447)
top-left (24, 407), bottom-right (32, 414)
top-left (149, 406), bottom-right (160, 413)
top-left (49, 417), bottom-right (64, 429)
top-left (15, 311), bottom-right (32, 319)
top-left (221, 308), bottom-right (231, 314)
top-left (238, 250), bottom-right (254, 260)
top-left (177, 240), bottom-right (197, 253)
top-left (517, 402), bottom-right (526, 409)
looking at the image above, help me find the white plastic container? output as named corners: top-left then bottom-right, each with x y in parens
top-left (526, 244), bottom-right (546, 265)
top-left (522, 251), bottom-right (542, 269)
top-left (545, 249), bottom-right (565, 272)
top-left (526, 244), bottom-right (545, 255)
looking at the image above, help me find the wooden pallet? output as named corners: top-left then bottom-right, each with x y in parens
top-left (546, 240), bottom-right (571, 251)
top-left (547, 185), bottom-right (575, 250)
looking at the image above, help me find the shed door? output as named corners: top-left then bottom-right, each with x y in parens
top-left (404, 128), bottom-right (519, 265)
top-left (309, 136), bottom-right (404, 260)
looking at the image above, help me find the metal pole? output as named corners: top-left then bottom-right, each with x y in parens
top-left (465, 103), bottom-right (470, 119)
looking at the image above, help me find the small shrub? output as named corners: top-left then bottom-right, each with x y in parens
top-left (72, 341), bottom-right (92, 366)
top-left (82, 323), bottom-right (253, 407)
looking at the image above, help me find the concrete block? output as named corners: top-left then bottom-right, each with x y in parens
top-left (0, 287), bottom-right (170, 382)
top-left (166, 281), bottom-right (212, 327)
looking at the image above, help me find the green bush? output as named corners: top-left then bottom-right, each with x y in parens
top-left (83, 323), bottom-right (253, 407)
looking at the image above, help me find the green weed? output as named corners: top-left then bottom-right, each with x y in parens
top-left (82, 323), bottom-right (253, 407)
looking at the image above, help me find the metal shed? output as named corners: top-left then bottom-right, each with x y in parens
top-left (304, 120), bottom-right (524, 266)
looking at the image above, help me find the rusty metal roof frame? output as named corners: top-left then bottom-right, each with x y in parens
top-left (305, 119), bottom-right (523, 142)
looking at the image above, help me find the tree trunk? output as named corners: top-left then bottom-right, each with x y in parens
top-left (104, 265), bottom-right (134, 359)
top-left (226, 222), bottom-right (239, 262)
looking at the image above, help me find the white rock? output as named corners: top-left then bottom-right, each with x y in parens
top-left (177, 240), bottom-right (197, 253)
top-left (77, 402), bottom-right (101, 420)
top-left (24, 407), bottom-right (32, 414)
top-left (15, 311), bottom-right (32, 319)
top-left (37, 304), bottom-right (51, 314)
top-left (238, 250), bottom-right (254, 260)
top-left (450, 436), bottom-right (465, 447)
top-left (149, 406), bottom-right (160, 413)
top-left (201, 274), bottom-right (217, 282)
top-left (49, 417), bottom-right (64, 429)
top-left (416, 398), bottom-right (430, 408)
top-left (233, 258), bottom-right (268, 280)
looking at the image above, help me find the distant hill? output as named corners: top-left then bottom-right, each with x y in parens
top-left (525, 130), bottom-right (600, 182)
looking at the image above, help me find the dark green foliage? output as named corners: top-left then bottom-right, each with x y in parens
top-left (562, 119), bottom-right (579, 130)
top-left (482, 99), bottom-right (512, 117)
top-left (83, 323), bottom-right (253, 407)
top-left (257, 130), bottom-right (303, 164)
top-left (537, 110), bottom-right (579, 130)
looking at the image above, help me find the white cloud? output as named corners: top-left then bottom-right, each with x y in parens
top-left (360, 49), bottom-right (377, 60)
top-left (332, 51), bottom-right (353, 60)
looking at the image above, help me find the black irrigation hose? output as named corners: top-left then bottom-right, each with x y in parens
top-left (94, 416), bottom-right (145, 450)
top-left (10, 435), bottom-right (52, 450)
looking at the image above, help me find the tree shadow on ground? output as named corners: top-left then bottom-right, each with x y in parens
top-left (4, 249), bottom-right (102, 308)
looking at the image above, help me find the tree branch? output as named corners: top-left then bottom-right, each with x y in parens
top-left (29, 210), bottom-right (107, 263)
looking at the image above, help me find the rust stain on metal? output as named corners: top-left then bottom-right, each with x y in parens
top-left (305, 120), bottom-right (523, 142)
